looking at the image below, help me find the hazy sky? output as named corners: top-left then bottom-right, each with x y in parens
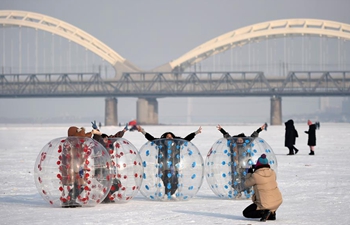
top-left (0, 0), bottom-right (349, 124)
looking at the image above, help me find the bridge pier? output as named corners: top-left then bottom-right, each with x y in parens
top-left (137, 98), bottom-right (158, 125)
top-left (270, 96), bottom-right (282, 125)
top-left (105, 97), bottom-right (119, 126)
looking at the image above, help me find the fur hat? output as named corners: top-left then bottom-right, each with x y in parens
top-left (67, 126), bottom-right (92, 138)
top-left (256, 154), bottom-right (269, 167)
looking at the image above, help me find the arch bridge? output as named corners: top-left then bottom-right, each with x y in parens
top-left (1, 11), bottom-right (350, 124)
top-left (2, 11), bottom-right (350, 73)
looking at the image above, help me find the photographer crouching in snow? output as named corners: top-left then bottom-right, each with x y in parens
top-left (242, 154), bottom-right (283, 222)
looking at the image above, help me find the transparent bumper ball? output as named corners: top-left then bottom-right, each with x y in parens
top-left (102, 138), bottom-right (143, 203)
top-left (205, 137), bottom-right (277, 199)
top-left (139, 139), bottom-right (204, 201)
top-left (34, 137), bottom-right (113, 207)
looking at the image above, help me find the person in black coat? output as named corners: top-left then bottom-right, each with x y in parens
top-left (137, 125), bottom-right (202, 198)
top-left (305, 120), bottom-right (317, 155)
top-left (284, 119), bottom-right (299, 155)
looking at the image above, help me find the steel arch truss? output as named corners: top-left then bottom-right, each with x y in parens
top-left (170, 19), bottom-right (350, 71)
top-left (2, 12), bottom-right (350, 75)
top-left (0, 10), bottom-right (125, 68)
top-left (1, 71), bottom-right (349, 98)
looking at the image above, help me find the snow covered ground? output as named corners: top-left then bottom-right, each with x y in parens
top-left (0, 123), bottom-right (349, 225)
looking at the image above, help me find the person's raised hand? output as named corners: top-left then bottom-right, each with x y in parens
top-left (92, 129), bottom-right (102, 135)
top-left (123, 124), bottom-right (129, 132)
top-left (195, 126), bottom-right (202, 135)
top-left (91, 120), bottom-right (98, 129)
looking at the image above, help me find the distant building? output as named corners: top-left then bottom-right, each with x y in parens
top-left (342, 97), bottom-right (350, 114)
top-left (319, 97), bottom-right (330, 112)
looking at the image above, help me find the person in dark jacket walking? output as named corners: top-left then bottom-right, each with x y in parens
top-left (137, 125), bottom-right (202, 198)
top-left (284, 119), bottom-right (299, 155)
top-left (305, 120), bottom-right (317, 155)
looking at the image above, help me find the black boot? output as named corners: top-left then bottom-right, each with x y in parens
top-left (110, 178), bottom-right (121, 194)
top-left (267, 211), bottom-right (276, 220)
top-left (102, 194), bottom-right (115, 203)
top-left (287, 149), bottom-right (294, 155)
top-left (294, 148), bottom-right (299, 154)
top-left (260, 210), bottom-right (271, 222)
top-left (309, 150), bottom-right (315, 155)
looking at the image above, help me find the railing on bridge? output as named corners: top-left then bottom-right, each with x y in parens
top-left (0, 71), bottom-right (349, 98)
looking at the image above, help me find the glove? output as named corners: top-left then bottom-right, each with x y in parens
top-left (91, 120), bottom-right (98, 129)
top-left (124, 124), bottom-right (129, 131)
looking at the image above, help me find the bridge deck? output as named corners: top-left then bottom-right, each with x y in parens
top-left (1, 71), bottom-right (349, 98)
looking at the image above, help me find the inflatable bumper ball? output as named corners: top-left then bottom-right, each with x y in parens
top-left (139, 139), bottom-right (204, 201)
top-left (34, 137), bottom-right (113, 208)
top-left (101, 138), bottom-right (143, 203)
top-left (205, 137), bottom-right (277, 199)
